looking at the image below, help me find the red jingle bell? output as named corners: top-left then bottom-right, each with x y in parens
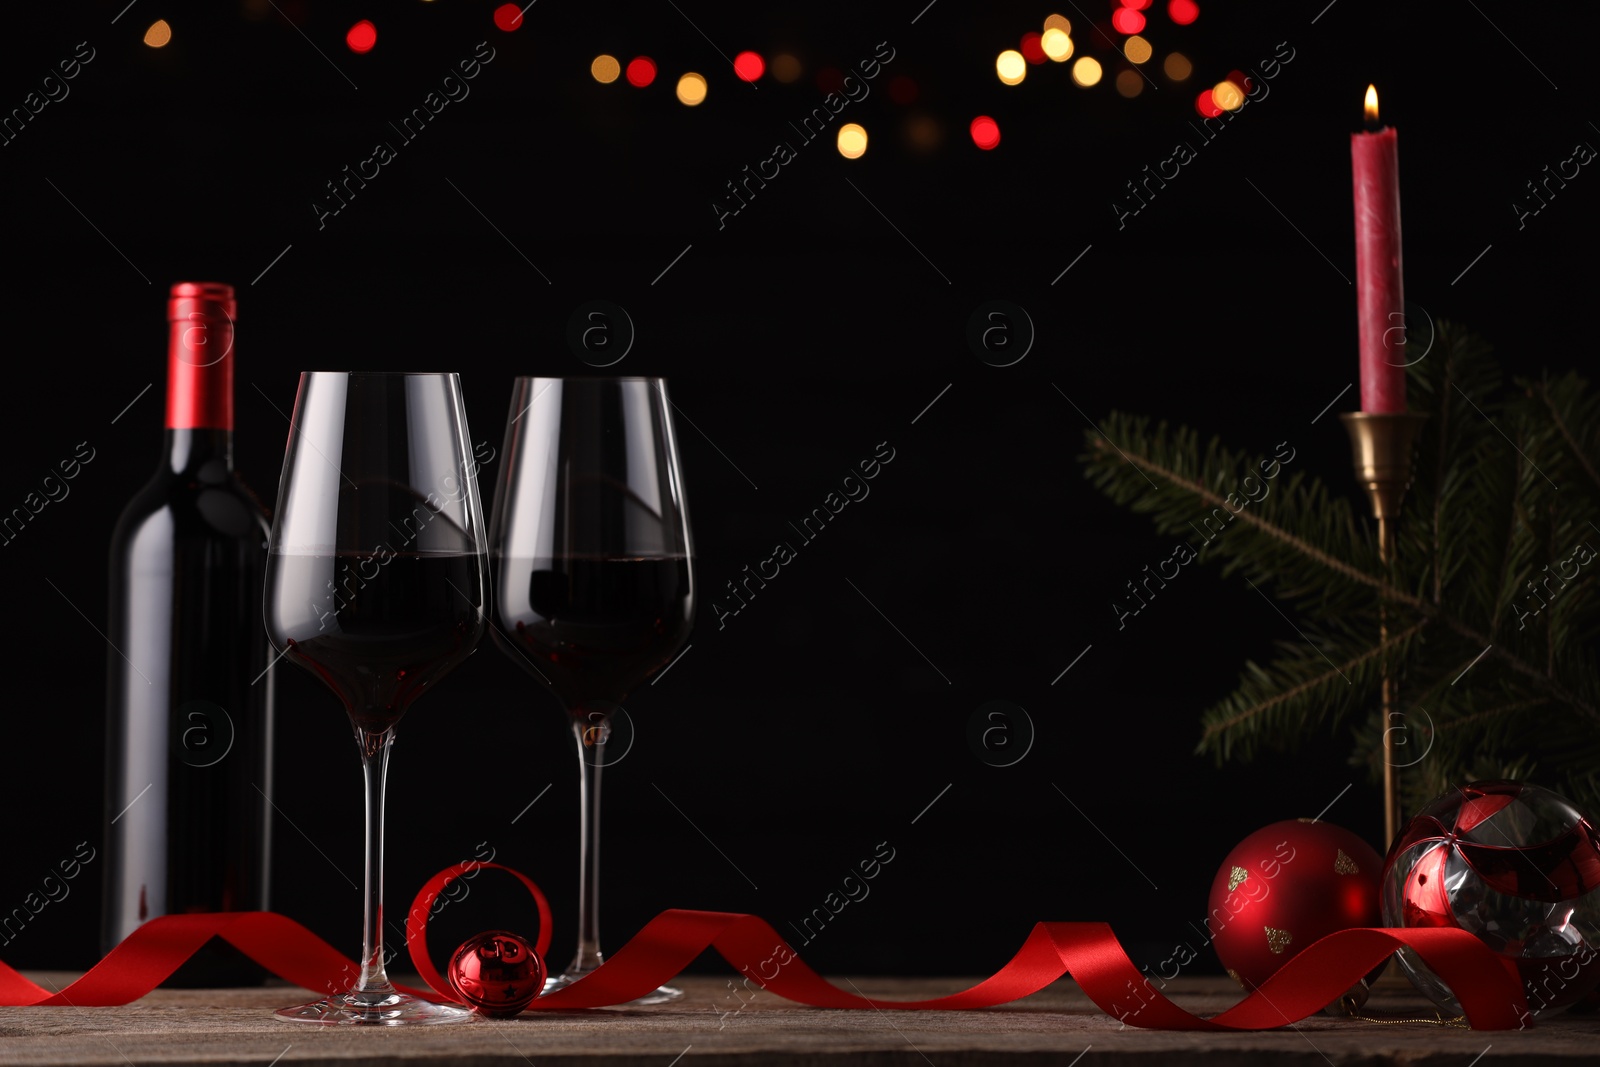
top-left (448, 930), bottom-right (546, 1018)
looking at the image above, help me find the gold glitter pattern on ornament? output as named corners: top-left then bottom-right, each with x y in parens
top-left (1265, 926), bottom-right (1293, 954)
top-left (1334, 849), bottom-right (1359, 875)
top-left (1296, 817), bottom-right (1314, 823)
top-left (1226, 967), bottom-right (1245, 989)
top-left (1228, 865), bottom-right (1249, 892)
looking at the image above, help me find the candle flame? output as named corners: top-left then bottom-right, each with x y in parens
top-left (1364, 84), bottom-right (1379, 123)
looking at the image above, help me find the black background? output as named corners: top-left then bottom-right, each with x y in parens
top-left (2, 0), bottom-right (1596, 982)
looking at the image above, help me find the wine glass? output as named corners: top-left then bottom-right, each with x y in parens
top-left (265, 371), bottom-right (487, 1025)
top-left (488, 377), bottom-right (695, 1003)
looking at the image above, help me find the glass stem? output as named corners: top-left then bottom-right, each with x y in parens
top-left (357, 726), bottom-right (395, 996)
top-left (570, 715), bottom-right (606, 975)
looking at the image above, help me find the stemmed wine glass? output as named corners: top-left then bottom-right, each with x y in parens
top-left (488, 377), bottom-right (695, 1003)
top-left (265, 372), bottom-right (487, 1025)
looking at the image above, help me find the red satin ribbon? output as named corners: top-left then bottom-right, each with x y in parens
top-left (0, 861), bottom-right (1532, 1029)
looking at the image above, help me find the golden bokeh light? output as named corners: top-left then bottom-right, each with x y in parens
top-left (1071, 56), bottom-right (1103, 87)
top-left (676, 72), bottom-right (708, 106)
top-left (1212, 79), bottom-right (1244, 110)
top-left (1163, 52), bottom-right (1193, 81)
top-left (996, 49), bottom-right (1027, 86)
top-left (591, 54), bottom-right (621, 84)
top-left (906, 114), bottom-right (941, 151)
top-left (1124, 35), bottom-right (1152, 64)
top-left (1041, 28), bottom-right (1073, 62)
top-left (771, 53), bottom-right (802, 83)
top-left (1116, 70), bottom-right (1144, 97)
top-left (144, 19), bottom-right (172, 48)
top-left (1043, 14), bottom-right (1071, 34)
top-left (837, 123), bottom-right (868, 159)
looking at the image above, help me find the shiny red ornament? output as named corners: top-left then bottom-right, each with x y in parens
top-left (1383, 780), bottom-right (1600, 1020)
top-left (1208, 820), bottom-right (1382, 995)
top-left (448, 931), bottom-right (545, 1017)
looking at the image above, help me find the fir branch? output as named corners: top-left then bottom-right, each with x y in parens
top-left (1084, 431), bottom-right (1596, 720)
top-left (1198, 618), bottom-right (1429, 747)
top-left (1082, 435), bottom-right (1404, 605)
top-left (1434, 617), bottom-right (1597, 723)
top-left (1485, 422), bottom-right (1528, 637)
top-left (1533, 376), bottom-right (1600, 497)
top-left (1438, 697), bottom-right (1552, 733)
top-left (1079, 320), bottom-right (1600, 792)
top-left (1430, 344), bottom-right (1453, 606)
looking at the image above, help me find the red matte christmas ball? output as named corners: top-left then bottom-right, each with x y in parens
top-left (1208, 819), bottom-right (1383, 993)
top-left (448, 930), bottom-right (546, 1017)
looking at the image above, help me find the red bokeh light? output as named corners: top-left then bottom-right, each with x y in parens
top-left (1195, 88), bottom-right (1222, 118)
top-left (816, 67), bottom-right (845, 93)
top-left (733, 51), bottom-right (765, 82)
top-left (1111, 7), bottom-right (1146, 33)
top-left (626, 56), bottom-right (656, 87)
top-left (1121, 0), bottom-right (1153, 8)
top-left (1020, 32), bottom-right (1047, 65)
top-left (1228, 68), bottom-right (1253, 93)
top-left (970, 115), bottom-right (1001, 150)
top-left (492, 3), bottom-right (523, 32)
top-left (1169, 0), bottom-right (1200, 25)
top-left (345, 20), bottom-right (377, 54)
top-left (888, 75), bottom-right (918, 104)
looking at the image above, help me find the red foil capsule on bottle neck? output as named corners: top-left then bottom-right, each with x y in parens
top-left (166, 281), bottom-right (236, 430)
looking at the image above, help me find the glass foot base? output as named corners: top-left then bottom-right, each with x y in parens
top-left (543, 969), bottom-right (683, 1006)
top-left (276, 990), bottom-right (474, 1025)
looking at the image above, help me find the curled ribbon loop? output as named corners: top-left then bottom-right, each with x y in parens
top-left (0, 862), bottom-right (1531, 1030)
top-left (404, 860), bottom-right (552, 1002)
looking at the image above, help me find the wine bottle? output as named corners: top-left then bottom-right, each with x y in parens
top-left (102, 282), bottom-right (274, 986)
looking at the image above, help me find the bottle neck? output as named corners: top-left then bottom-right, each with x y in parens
top-left (164, 302), bottom-right (235, 476)
top-left (166, 312), bottom-right (235, 433)
top-left (164, 427), bottom-right (233, 475)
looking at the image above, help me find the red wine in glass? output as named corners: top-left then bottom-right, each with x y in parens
top-left (264, 371), bottom-right (487, 1025)
top-left (495, 556), bottom-right (693, 712)
top-left (268, 551), bottom-right (484, 734)
top-left (488, 377), bottom-right (696, 1004)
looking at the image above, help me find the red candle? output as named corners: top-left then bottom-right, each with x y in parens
top-left (1350, 84), bottom-right (1406, 413)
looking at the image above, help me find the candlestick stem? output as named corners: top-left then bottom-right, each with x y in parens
top-left (1377, 515), bottom-right (1398, 847)
top-left (1339, 412), bottom-right (1427, 848)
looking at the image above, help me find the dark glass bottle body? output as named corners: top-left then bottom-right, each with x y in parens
top-left (102, 287), bottom-right (274, 986)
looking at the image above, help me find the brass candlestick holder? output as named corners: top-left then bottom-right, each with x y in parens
top-left (1339, 411), bottom-right (1429, 848)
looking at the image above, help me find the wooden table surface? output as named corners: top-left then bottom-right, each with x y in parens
top-left (3, 972), bottom-right (1598, 1065)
